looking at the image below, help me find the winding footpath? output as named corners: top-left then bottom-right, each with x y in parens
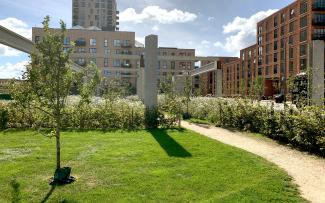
top-left (181, 121), bottom-right (325, 203)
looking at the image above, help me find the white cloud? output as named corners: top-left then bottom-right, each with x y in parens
top-left (0, 17), bottom-right (32, 57)
top-left (120, 6), bottom-right (197, 24)
top-left (0, 60), bottom-right (28, 79)
top-left (152, 25), bottom-right (159, 32)
top-left (0, 17), bottom-right (31, 39)
top-left (214, 9), bottom-right (278, 55)
top-left (213, 41), bottom-right (223, 48)
top-left (208, 17), bottom-right (215, 21)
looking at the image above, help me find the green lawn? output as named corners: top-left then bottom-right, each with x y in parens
top-left (0, 129), bottom-right (305, 203)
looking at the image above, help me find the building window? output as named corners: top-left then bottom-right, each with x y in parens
top-left (281, 50), bottom-right (285, 61)
top-left (63, 37), bottom-right (70, 45)
top-left (281, 63), bottom-right (285, 74)
top-left (300, 16), bottom-right (307, 28)
top-left (274, 64), bottom-right (278, 74)
top-left (258, 67), bottom-right (262, 76)
top-left (281, 26), bottom-right (285, 36)
top-left (274, 29), bottom-right (278, 39)
top-left (281, 13), bottom-right (286, 23)
top-left (289, 48), bottom-right (294, 59)
top-left (104, 39), bottom-right (108, 47)
top-left (300, 44), bottom-right (307, 56)
top-left (289, 22), bottom-right (294, 33)
top-left (258, 26), bottom-right (263, 34)
top-left (258, 47), bottom-right (263, 55)
top-left (300, 58), bottom-right (307, 71)
top-left (77, 58), bottom-right (85, 65)
top-left (104, 48), bottom-right (110, 55)
top-left (274, 53), bottom-right (278, 63)
top-left (114, 39), bottom-right (121, 47)
top-left (104, 58), bottom-right (109, 67)
top-left (300, 30), bottom-right (307, 42)
top-left (35, 36), bottom-right (40, 43)
top-left (274, 41), bottom-right (278, 51)
top-left (90, 58), bottom-right (96, 65)
top-left (103, 69), bottom-right (111, 77)
top-left (289, 35), bottom-right (294, 45)
top-left (77, 48), bottom-right (85, 53)
top-left (289, 61), bottom-right (294, 72)
top-left (113, 59), bottom-right (121, 67)
top-left (90, 38), bottom-right (96, 46)
top-left (300, 2), bottom-right (308, 14)
top-left (258, 36), bottom-right (263, 45)
top-left (274, 16), bottom-right (278, 27)
top-left (171, 61), bottom-right (175, 69)
top-left (290, 9), bottom-right (295, 19)
top-left (266, 44), bottom-right (270, 54)
top-left (89, 48), bottom-right (97, 54)
top-left (266, 66), bottom-right (270, 75)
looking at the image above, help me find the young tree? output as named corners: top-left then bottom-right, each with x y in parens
top-left (239, 79), bottom-right (246, 98)
top-left (11, 16), bottom-right (99, 182)
top-left (183, 73), bottom-right (192, 119)
top-left (252, 77), bottom-right (265, 100)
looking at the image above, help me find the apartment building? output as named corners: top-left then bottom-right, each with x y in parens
top-left (33, 27), bottom-right (139, 87)
top-left (195, 57), bottom-right (238, 96)
top-left (32, 27), bottom-right (197, 92)
top-left (72, 0), bottom-right (119, 31)
top-left (256, 0), bottom-right (325, 97)
top-left (222, 58), bottom-right (240, 96)
top-left (221, 0), bottom-right (324, 101)
top-left (158, 47), bottom-right (195, 76)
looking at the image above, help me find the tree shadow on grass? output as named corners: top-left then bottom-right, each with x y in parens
top-left (10, 179), bottom-right (21, 203)
top-left (40, 185), bottom-right (56, 203)
top-left (149, 129), bottom-right (192, 158)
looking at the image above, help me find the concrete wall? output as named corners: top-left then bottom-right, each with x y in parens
top-left (312, 40), bottom-right (325, 106)
top-left (143, 35), bottom-right (158, 108)
top-left (215, 69), bottom-right (223, 97)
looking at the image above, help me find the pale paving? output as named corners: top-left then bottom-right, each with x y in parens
top-left (181, 121), bottom-right (325, 203)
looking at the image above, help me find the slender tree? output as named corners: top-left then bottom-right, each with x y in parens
top-left (183, 73), bottom-right (192, 119)
top-left (11, 16), bottom-right (99, 180)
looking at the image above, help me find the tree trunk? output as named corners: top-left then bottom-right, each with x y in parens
top-left (56, 127), bottom-right (61, 170)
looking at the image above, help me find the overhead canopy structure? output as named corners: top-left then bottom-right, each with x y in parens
top-left (0, 25), bottom-right (82, 72)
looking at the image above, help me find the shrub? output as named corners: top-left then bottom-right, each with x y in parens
top-left (4, 97), bottom-right (176, 130)
top-left (0, 102), bottom-right (9, 130)
top-left (183, 97), bottom-right (325, 156)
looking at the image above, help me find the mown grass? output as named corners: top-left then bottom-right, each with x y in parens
top-left (0, 129), bottom-right (305, 202)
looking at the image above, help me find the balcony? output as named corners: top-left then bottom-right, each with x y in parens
top-left (121, 44), bottom-right (133, 48)
top-left (312, 1), bottom-right (325, 10)
top-left (75, 38), bottom-right (86, 46)
top-left (312, 14), bottom-right (325, 25)
top-left (121, 63), bottom-right (132, 68)
top-left (312, 33), bottom-right (325, 40)
top-left (75, 60), bottom-right (86, 67)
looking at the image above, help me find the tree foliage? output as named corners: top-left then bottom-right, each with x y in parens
top-left (11, 16), bottom-right (99, 172)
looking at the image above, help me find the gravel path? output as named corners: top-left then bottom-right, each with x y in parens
top-left (181, 121), bottom-right (325, 203)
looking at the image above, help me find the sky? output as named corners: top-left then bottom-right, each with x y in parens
top-left (0, 0), bottom-right (294, 79)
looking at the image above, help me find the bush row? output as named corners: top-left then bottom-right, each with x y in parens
top-left (0, 98), bottom-right (177, 130)
top-left (186, 97), bottom-right (325, 156)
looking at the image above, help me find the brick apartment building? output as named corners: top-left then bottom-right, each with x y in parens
top-left (222, 0), bottom-right (325, 100)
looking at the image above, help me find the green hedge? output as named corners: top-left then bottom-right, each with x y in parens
top-left (185, 97), bottom-right (325, 156)
top-left (0, 94), bottom-right (12, 100)
top-left (4, 99), bottom-right (177, 130)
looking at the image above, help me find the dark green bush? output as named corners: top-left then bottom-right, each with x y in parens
top-left (0, 94), bottom-right (12, 100)
top-left (0, 105), bottom-right (9, 130)
top-left (185, 97), bottom-right (325, 156)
